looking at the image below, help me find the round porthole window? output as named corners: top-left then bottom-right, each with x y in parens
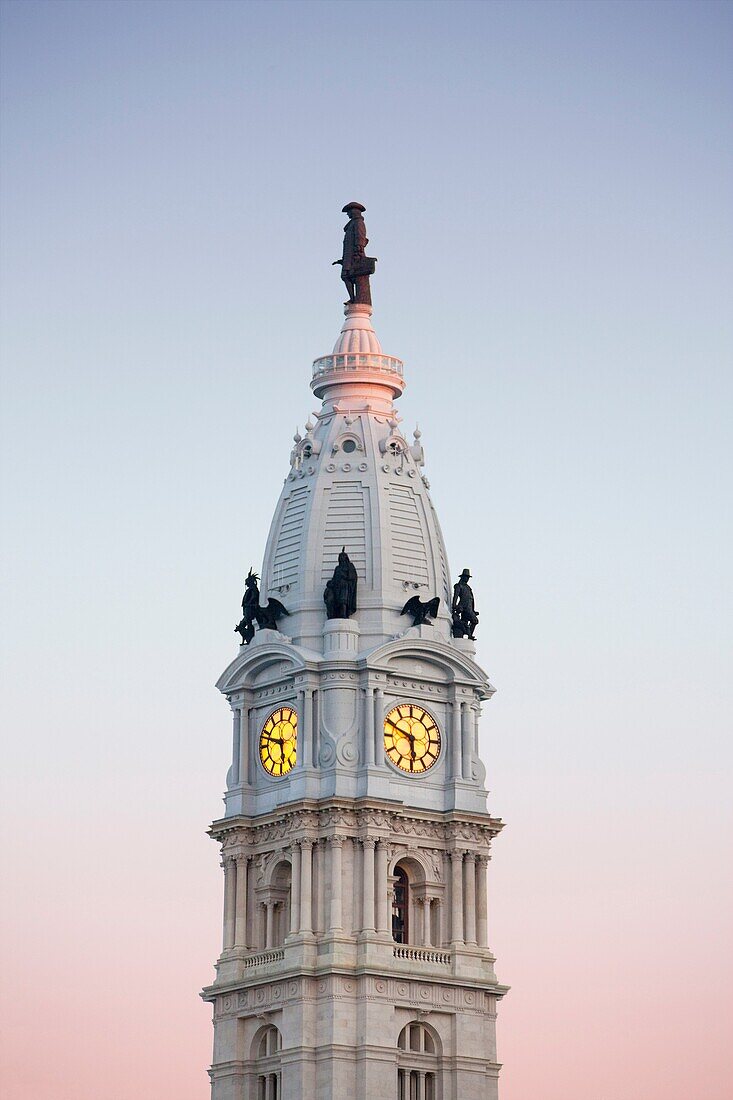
top-left (342, 438), bottom-right (357, 453)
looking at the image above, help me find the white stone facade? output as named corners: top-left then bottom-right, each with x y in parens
top-left (203, 304), bottom-right (506, 1099)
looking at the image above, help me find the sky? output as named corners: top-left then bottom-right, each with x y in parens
top-left (1, 1), bottom-right (732, 1097)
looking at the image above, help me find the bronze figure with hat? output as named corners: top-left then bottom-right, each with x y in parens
top-left (452, 568), bottom-right (479, 639)
top-left (333, 202), bottom-right (377, 305)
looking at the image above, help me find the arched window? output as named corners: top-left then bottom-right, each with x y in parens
top-left (254, 1025), bottom-right (282, 1100)
top-left (260, 861), bottom-right (291, 950)
top-left (392, 867), bottom-right (409, 943)
top-left (397, 1023), bottom-right (440, 1100)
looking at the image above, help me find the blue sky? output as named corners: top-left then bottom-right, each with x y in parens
top-left (1, 3), bottom-right (732, 1097)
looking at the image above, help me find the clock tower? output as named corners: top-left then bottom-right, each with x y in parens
top-left (202, 206), bottom-right (507, 1100)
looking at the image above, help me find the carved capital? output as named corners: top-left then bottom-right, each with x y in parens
top-left (361, 836), bottom-right (377, 849)
top-left (299, 838), bottom-right (315, 851)
top-left (327, 836), bottom-right (344, 849)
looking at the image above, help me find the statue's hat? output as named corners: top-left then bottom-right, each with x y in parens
top-left (342, 201), bottom-right (366, 213)
top-left (460, 569), bottom-right (472, 578)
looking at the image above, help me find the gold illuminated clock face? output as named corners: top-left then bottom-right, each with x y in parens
top-left (259, 707), bottom-right (297, 777)
top-left (384, 704), bottom-right (441, 774)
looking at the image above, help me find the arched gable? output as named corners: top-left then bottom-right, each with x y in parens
top-left (216, 641), bottom-right (321, 696)
top-left (362, 636), bottom-right (495, 698)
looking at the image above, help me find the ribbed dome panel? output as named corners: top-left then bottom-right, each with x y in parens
top-left (332, 304), bottom-right (383, 355)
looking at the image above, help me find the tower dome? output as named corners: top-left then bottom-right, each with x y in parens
top-left (261, 302), bottom-right (453, 652)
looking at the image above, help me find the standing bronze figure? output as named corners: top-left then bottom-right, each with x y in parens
top-left (235, 569), bottom-right (261, 645)
top-left (451, 569), bottom-right (479, 639)
top-left (235, 569), bottom-right (290, 644)
top-left (332, 202), bottom-right (377, 306)
top-left (324, 548), bottom-right (358, 619)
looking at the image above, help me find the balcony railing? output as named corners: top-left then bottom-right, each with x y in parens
top-left (243, 949), bottom-right (285, 969)
top-left (393, 946), bottom-right (451, 965)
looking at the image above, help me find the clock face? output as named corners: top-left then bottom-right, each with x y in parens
top-left (259, 707), bottom-right (298, 777)
top-left (383, 704), bottom-right (441, 773)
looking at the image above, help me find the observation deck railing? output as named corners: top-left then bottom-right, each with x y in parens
top-left (312, 352), bottom-right (404, 380)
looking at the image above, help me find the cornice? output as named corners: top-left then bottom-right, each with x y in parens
top-left (209, 798), bottom-right (504, 851)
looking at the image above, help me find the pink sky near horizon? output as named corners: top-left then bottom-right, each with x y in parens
top-left (2, 1), bottom-right (732, 1097)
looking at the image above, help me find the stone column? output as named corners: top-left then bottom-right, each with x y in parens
top-left (222, 857), bottom-right (236, 950)
top-left (230, 705), bottom-right (241, 785)
top-left (297, 688), bottom-right (306, 769)
top-left (450, 850), bottom-right (464, 944)
top-left (248, 706), bottom-right (257, 784)
top-left (374, 688), bottom-right (384, 765)
top-left (290, 843), bottom-right (301, 935)
top-left (313, 839), bottom-right (324, 933)
top-left (451, 699), bottom-right (462, 780)
top-left (305, 687), bottom-right (314, 767)
top-left (264, 901), bottom-right (274, 949)
top-left (375, 840), bottom-right (390, 933)
top-left (311, 690), bottom-right (319, 769)
top-left (361, 837), bottom-right (376, 931)
top-left (328, 837), bottom-right (343, 931)
top-left (464, 852), bottom-right (477, 944)
top-left (476, 855), bottom-right (489, 947)
top-left (414, 896), bottom-right (425, 946)
top-left (299, 839), bottom-right (314, 933)
top-left (432, 898), bottom-right (442, 947)
top-left (363, 686), bottom-right (375, 766)
top-left (298, 687), bottom-right (313, 769)
top-left (423, 898), bottom-right (434, 946)
top-left (234, 855), bottom-right (248, 948)
top-left (239, 703), bottom-right (250, 785)
top-left (461, 700), bottom-right (472, 780)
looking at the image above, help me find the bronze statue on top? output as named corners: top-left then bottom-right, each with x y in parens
top-left (451, 569), bottom-right (479, 640)
top-left (332, 202), bottom-right (377, 306)
top-left (324, 548), bottom-right (358, 619)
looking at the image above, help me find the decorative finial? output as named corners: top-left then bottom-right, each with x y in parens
top-left (332, 202), bottom-right (377, 307)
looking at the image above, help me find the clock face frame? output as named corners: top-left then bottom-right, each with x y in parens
top-left (259, 707), bottom-right (298, 777)
top-left (383, 703), bottom-right (441, 774)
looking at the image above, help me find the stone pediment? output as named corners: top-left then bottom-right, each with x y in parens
top-left (216, 641), bottom-right (323, 695)
top-left (360, 637), bottom-right (495, 699)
